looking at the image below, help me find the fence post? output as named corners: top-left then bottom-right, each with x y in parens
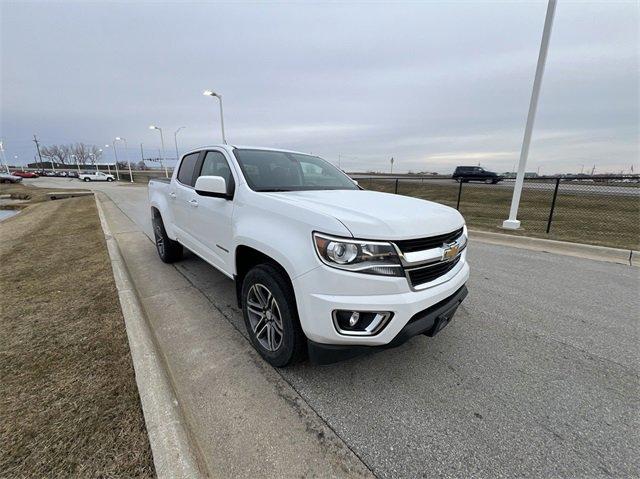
top-left (456, 180), bottom-right (463, 210)
top-left (546, 177), bottom-right (560, 233)
top-left (394, 178), bottom-right (399, 194)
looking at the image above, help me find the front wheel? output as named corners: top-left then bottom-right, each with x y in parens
top-left (83, 177), bottom-right (90, 182)
top-left (152, 213), bottom-right (183, 263)
top-left (107, 177), bottom-right (114, 182)
top-left (241, 264), bottom-right (306, 367)
top-left (484, 179), bottom-right (493, 184)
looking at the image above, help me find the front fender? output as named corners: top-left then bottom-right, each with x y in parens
top-left (232, 207), bottom-right (349, 280)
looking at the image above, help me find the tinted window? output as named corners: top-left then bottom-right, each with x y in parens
top-left (233, 149), bottom-right (357, 192)
top-left (177, 152), bottom-right (199, 186)
top-left (199, 151), bottom-right (235, 195)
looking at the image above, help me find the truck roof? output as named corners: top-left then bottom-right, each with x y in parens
top-left (180, 145), bottom-right (315, 158)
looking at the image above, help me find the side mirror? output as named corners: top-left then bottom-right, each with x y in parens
top-left (195, 175), bottom-right (230, 199)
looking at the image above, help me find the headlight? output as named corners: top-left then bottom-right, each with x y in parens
top-left (313, 232), bottom-right (403, 277)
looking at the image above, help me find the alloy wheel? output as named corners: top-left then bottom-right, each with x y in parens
top-left (153, 221), bottom-right (165, 256)
top-left (246, 283), bottom-right (283, 352)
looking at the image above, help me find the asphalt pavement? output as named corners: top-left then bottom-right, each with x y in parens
top-left (29, 177), bottom-right (640, 478)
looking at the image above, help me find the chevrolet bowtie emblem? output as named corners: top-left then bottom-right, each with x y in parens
top-left (442, 243), bottom-right (460, 261)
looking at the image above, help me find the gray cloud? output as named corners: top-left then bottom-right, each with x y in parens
top-left (1, 0), bottom-right (638, 174)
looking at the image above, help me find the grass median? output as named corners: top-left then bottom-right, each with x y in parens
top-left (0, 189), bottom-right (154, 477)
top-left (362, 179), bottom-right (640, 250)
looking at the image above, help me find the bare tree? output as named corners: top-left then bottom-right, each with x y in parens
top-left (40, 145), bottom-right (69, 165)
top-left (71, 143), bottom-right (101, 165)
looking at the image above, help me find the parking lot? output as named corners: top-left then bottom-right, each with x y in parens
top-left (25, 177), bottom-right (640, 477)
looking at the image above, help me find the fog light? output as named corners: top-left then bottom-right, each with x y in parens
top-left (332, 310), bottom-right (393, 336)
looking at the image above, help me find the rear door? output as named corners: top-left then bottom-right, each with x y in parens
top-left (172, 151), bottom-right (202, 248)
top-left (188, 149), bottom-right (237, 275)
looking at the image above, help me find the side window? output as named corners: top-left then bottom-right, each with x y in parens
top-left (199, 151), bottom-right (235, 196)
top-left (177, 152), bottom-right (199, 186)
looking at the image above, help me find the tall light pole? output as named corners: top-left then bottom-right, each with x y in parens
top-left (104, 145), bottom-right (119, 180)
top-left (503, 0), bottom-right (556, 229)
top-left (174, 126), bottom-right (186, 162)
top-left (203, 90), bottom-right (227, 144)
top-left (149, 126), bottom-right (169, 178)
top-left (71, 155), bottom-right (80, 174)
top-left (0, 141), bottom-right (9, 173)
top-left (115, 137), bottom-right (133, 182)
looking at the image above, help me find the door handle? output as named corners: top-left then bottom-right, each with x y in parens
top-left (189, 199), bottom-right (199, 207)
top-left (169, 192), bottom-right (177, 199)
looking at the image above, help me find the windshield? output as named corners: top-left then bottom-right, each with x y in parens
top-left (233, 149), bottom-right (358, 192)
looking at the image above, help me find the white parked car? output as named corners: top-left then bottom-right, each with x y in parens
top-left (78, 171), bottom-right (115, 182)
top-left (149, 146), bottom-right (469, 366)
top-left (0, 173), bottom-right (22, 183)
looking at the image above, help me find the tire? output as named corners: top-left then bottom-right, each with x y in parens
top-left (107, 177), bottom-right (114, 182)
top-left (241, 264), bottom-right (306, 367)
top-left (83, 177), bottom-right (90, 182)
top-left (152, 213), bottom-right (183, 263)
top-left (484, 179), bottom-right (493, 184)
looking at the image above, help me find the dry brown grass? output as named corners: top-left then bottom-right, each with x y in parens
top-left (0, 182), bottom-right (55, 207)
top-left (0, 195), bottom-right (155, 478)
top-left (362, 179), bottom-right (640, 250)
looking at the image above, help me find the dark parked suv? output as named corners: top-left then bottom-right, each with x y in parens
top-left (452, 166), bottom-right (502, 184)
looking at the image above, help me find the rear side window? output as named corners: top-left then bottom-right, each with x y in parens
top-left (177, 152), bottom-right (199, 186)
top-left (199, 151), bottom-right (235, 196)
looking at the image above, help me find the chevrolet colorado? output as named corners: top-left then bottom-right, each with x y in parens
top-left (149, 146), bottom-right (469, 366)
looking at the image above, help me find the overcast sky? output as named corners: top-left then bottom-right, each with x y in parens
top-left (1, 0), bottom-right (638, 174)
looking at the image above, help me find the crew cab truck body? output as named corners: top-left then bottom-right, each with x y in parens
top-left (149, 145), bottom-right (469, 366)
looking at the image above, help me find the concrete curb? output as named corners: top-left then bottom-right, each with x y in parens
top-left (468, 229), bottom-right (636, 266)
top-left (94, 195), bottom-right (204, 479)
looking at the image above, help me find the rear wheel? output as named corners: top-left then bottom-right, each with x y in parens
top-left (484, 178), bottom-right (493, 184)
top-left (241, 264), bottom-right (306, 367)
top-left (152, 213), bottom-right (183, 263)
top-left (83, 177), bottom-right (90, 182)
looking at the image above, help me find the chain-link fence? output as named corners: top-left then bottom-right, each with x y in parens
top-left (356, 176), bottom-right (640, 250)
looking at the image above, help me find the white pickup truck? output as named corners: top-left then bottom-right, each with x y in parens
top-left (149, 146), bottom-right (469, 366)
top-left (79, 171), bottom-right (115, 182)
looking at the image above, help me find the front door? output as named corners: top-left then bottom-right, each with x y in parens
top-left (189, 149), bottom-right (237, 275)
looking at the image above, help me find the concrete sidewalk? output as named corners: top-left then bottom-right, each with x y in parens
top-left (97, 193), bottom-right (373, 479)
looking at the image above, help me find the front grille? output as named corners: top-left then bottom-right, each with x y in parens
top-left (394, 228), bottom-right (463, 253)
top-left (407, 256), bottom-right (461, 287)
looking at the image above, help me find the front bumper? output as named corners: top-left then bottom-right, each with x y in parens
top-left (308, 285), bottom-right (468, 364)
top-left (292, 250), bottom-right (469, 346)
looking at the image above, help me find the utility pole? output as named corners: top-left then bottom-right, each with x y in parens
top-left (390, 157), bottom-right (394, 174)
top-left (33, 134), bottom-right (44, 174)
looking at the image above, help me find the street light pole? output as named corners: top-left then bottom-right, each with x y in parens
top-left (72, 155), bottom-right (80, 173)
top-left (105, 145), bottom-right (119, 180)
top-left (115, 137), bottom-right (133, 182)
top-left (149, 126), bottom-right (169, 178)
top-left (503, 0), bottom-right (556, 229)
top-left (174, 126), bottom-right (185, 162)
top-left (0, 141), bottom-right (9, 173)
top-left (203, 90), bottom-right (227, 144)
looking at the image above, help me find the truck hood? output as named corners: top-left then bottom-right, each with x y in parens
top-left (266, 190), bottom-right (465, 239)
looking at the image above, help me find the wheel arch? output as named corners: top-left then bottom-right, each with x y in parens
top-left (234, 245), bottom-right (296, 309)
